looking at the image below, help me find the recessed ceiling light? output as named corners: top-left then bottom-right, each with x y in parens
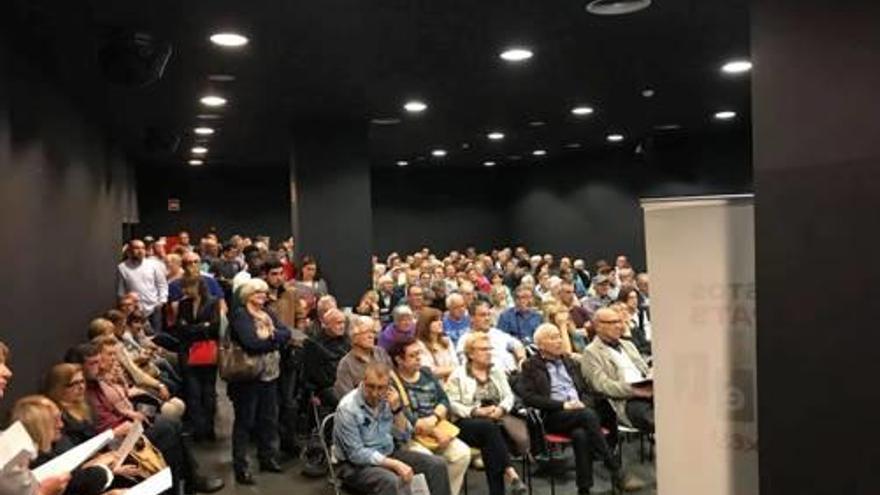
top-left (532, 149), bottom-right (547, 156)
top-left (461, 143), bottom-right (471, 149)
top-left (209, 32), bottom-right (249, 47)
top-left (188, 159), bottom-right (204, 166)
top-left (586, 0), bottom-right (652, 16)
top-left (499, 48), bottom-right (533, 62)
top-left (487, 132), bottom-right (505, 141)
top-left (431, 149), bottom-right (447, 157)
top-left (714, 110), bottom-right (737, 120)
top-left (196, 114), bottom-right (222, 120)
top-left (370, 117), bottom-right (402, 125)
top-left (641, 88), bottom-right (655, 98)
top-left (571, 106), bottom-right (594, 116)
top-left (191, 146), bottom-right (208, 154)
top-left (483, 161), bottom-right (496, 167)
top-left (396, 160), bottom-right (409, 167)
top-left (207, 74), bottom-right (236, 82)
top-left (194, 127), bottom-right (214, 136)
top-left (200, 95), bottom-right (227, 107)
top-left (607, 134), bottom-right (625, 142)
top-left (404, 100), bottom-right (427, 113)
top-left (721, 59), bottom-right (752, 74)
top-left (528, 121), bottom-right (546, 127)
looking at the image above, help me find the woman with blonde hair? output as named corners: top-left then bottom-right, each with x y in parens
top-left (544, 304), bottom-right (584, 355)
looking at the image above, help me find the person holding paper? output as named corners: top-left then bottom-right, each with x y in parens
top-left (0, 342), bottom-right (70, 495)
top-left (580, 308), bottom-right (654, 432)
top-left (333, 362), bottom-right (450, 495)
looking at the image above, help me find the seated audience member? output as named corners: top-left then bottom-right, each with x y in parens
top-left (429, 280), bottom-right (448, 312)
top-left (559, 281), bottom-right (592, 330)
top-left (355, 290), bottom-right (381, 320)
top-left (456, 302), bottom-right (525, 375)
top-left (496, 286), bottom-right (543, 344)
top-left (616, 287), bottom-right (652, 357)
top-left (334, 362), bottom-right (451, 495)
top-left (581, 273), bottom-right (615, 316)
top-left (489, 272), bottom-right (514, 308)
top-left (335, 316), bottom-right (393, 398)
top-left (174, 276), bottom-right (222, 442)
top-left (442, 294), bottom-right (471, 346)
top-left (636, 273), bottom-right (650, 310)
top-left (0, 341), bottom-right (71, 495)
top-left (403, 285), bottom-right (427, 313)
top-left (444, 333), bottom-right (528, 495)
top-left (415, 309), bottom-right (459, 383)
top-left (388, 339), bottom-right (470, 495)
top-left (376, 275), bottom-right (405, 325)
top-left (302, 308), bottom-right (351, 408)
top-left (580, 308), bottom-right (654, 432)
top-left (378, 306), bottom-right (417, 351)
top-left (228, 278), bottom-right (292, 484)
top-left (11, 396), bottom-right (117, 495)
top-left (572, 260), bottom-right (591, 298)
top-left (488, 286), bottom-right (510, 326)
top-left (292, 255), bottom-right (328, 314)
top-left (518, 324), bottom-right (643, 494)
top-left (443, 264), bottom-right (459, 293)
top-left (80, 341), bottom-right (223, 493)
top-left (545, 305), bottom-right (581, 356)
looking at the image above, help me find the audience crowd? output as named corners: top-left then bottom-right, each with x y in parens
top-left (0, 230), bottom-right (656, 495)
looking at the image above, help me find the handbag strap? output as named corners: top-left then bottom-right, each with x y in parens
top-left (390, 371), bottom-right (412, 409)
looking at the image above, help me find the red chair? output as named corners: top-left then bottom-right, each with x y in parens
top-left (541, 427), bottom-right (617, 495)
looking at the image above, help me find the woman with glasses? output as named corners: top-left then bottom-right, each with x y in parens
top-left (444, 333), bottom-right (528, 495)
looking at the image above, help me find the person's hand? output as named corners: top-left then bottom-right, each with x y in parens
top-left (390, 460), bottom-right (414, 483)
top-left (157, 384), bottom-right (170, 401)
top-left (433, 429), bottom-right (452, 450)
top-left (84, 451), bottom-right (118, 468)
top-left (414, 416), bottom-right (436, 434)
top-left (489, 406), bottom-right (505, 420)
top-left (127, 411), bottom-right (148, 423)
top-left (386, 388), bottom-right (401, 411)
top-left (37, 473), bottom-right (71, 495)
top-left (113, 464), bottom-right (146, 479)
top-left (112, 421), bottom-right (133, 438)
top-left (563, 400), bottom-right (585, 410)
top-left (632, 385), bottom-right (653, 398)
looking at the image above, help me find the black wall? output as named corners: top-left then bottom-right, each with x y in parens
top-left (373, 129), bottom-right (752, 270)
top-left (0, 38), bottom-right (135, 404)
top-left (135, 164), bottom-right (292, 243)
top-left (751, 2), bottom-right (880, 493)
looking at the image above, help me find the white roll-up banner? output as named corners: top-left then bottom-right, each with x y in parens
top-left (642, 194), bottom-right (758, 495)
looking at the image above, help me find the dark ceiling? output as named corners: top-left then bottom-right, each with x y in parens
top-left (5, 0), bottom-right (750, 169)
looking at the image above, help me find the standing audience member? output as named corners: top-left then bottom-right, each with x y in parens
top-left (228, 278), bottom-right (292, 485)
top-left (292, 255), bottom-right (328, 314)
top-left (302, 308), bottom-right (351, 408)
top-left (117, 239), bottom-right (168, 333)
top-left (333, 362), bottom-right (451, 495)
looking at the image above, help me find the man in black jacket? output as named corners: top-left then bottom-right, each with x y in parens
top-left (302, 308), bottom-right (351, 408)
top-left (518, 324), bottom-right (644, 494)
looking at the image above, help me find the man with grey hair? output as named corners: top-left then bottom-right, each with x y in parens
top-left (302, 307), bottom-right (351, 408)
top-left (378, 305), bottom-right (416, 351)
top-left (376, 274), bottom-right (404, 325)
top-left (519, 323), bottom-right (644, 493)
top-left (442, 293), bottom-right (471, 345)
top-left (335, 316), bottom-right (393, 398)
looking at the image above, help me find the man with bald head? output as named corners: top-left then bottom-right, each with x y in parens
top-left (117, 239), bottom-right (168, 332)
top-left (302, 307), bottom-right (351, 407)
top-left (518, 324), bottom-right (643, 493)
top-left (580, 308), bottom-right (653, 432)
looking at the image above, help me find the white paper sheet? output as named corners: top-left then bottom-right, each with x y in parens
top-left (32, 429), bottom-right (113, 482)
top-left (126, 467), bottom-right (172, 495)
top-left (0, 422), bottom-right (37, 469)
top-left (113, 421), bottom-right (144, 470)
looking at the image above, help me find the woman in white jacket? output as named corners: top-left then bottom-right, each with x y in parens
top-left (444, 333), bottom-right (529, 495)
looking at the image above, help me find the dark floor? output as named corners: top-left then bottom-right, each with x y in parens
top-left (191, 383), bottom-right (657, 495)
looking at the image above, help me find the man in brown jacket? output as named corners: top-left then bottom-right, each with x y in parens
top-left (580, 308), bottom-right (654, 432)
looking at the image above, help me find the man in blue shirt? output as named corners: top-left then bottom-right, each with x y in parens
top-left (496, 286), bottom-right (543, 344)
top-left (442, 293), bottom-right (471, 345)
top-left (334, 362), bottom-right (451, 495)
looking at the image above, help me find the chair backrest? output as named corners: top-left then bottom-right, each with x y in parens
top-left (320, 412), bottom-right (336, 465)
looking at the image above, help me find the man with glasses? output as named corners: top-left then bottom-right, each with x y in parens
top-left (456, 301), bottom-right (524, 374)
top-left (335, 316), bottom-right (393, 398)
top-left (334, 362), bottom-right (451, 495)
top-left (168, 252), bottom-right (225, 304)
top-left (580, 308), bottom-right (654, 432)
top-left (496, 286), bottom-right (543, 344)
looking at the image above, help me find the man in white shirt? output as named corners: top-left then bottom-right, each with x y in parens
top-left (456, 301), bottom-right (525, 374)
top-left (117, 239), bottom-right (168, 332)
top-left (579, 308), bottom-right (654, 432)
